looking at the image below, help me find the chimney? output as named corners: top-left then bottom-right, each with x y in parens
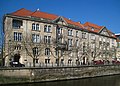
top-left (37, 8), bottom-right (40, 11)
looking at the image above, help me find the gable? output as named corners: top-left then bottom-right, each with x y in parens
top-left (99, 27), bottom-right (110, 36)
top-left (53, 16), bottom-right (68, 26)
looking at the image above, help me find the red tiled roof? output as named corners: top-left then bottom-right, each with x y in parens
top-left (12, 8), bottom-right (33, 17)
top-left (11, 8), bottom-right (116, 38)
top-left (11, 8), bottom-right (83, 28)
top-left (30, 11), bottom-right (58, 20)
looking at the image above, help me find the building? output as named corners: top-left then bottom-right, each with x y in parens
top-left (115, 34), bottom-right (120, 60)
top-left (3, 8), bottom-right (117, 67)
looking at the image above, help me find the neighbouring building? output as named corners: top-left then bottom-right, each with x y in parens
top-left (3, 8), bottom-right (117, 67)
top-left (115, 34), bottom-right (120, 60)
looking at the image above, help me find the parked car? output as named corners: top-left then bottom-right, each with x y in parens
top-left (112, 60), bottom-right (120, 64)
top-left (93, 60), bottom-right (104, 65)
top-left (10, 61), bottom-right (25, 67)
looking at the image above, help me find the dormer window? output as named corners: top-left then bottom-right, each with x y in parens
top-left (91, 27), bottom-right (94, 31)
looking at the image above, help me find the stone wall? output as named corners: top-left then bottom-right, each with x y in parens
top-left (0, 65), bottom-right (120, 83)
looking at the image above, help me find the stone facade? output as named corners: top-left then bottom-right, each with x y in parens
top-left (3, 8), bottom-right (117, 67)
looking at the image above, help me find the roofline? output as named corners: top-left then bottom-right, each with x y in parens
top-left (4, 14), bottom-right (116, 39)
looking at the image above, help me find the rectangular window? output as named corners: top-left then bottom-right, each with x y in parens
top-left (91, 34), bottom-right (95, 40)
top-left (57, 28), bottom-right (62, 34)
top-left (36, 59), bottom-right (38, 63)
top-left (76, 31), bottom-right (78, 37)
top-left (12, 19), bottom-right (22, 29)
top-left (76, 40), bottom-right (79, 47)
top-left (68, 29), bottom-right (73, 36)
top-left (82, 32), bottom-right (86, 39)
top-left (68, 39), bottom-right (72, 46)
top-left (32, 34), bottom-right (40, 43)
top-left (14, 32), bottom-right (22, 41)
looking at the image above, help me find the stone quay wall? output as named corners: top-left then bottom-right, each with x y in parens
top-left (0, 65), bottom-right (120, 83)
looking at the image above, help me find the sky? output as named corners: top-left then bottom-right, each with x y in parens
top-left (0, 0), bottom-right (120, 43)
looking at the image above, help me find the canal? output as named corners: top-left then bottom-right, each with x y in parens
top-left (12, 75), bottom-right (120, 86)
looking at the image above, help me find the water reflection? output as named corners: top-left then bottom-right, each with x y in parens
top-left (12, 75), bottom-right (120, 86)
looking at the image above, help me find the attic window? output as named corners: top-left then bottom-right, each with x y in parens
top-left (12, 19), bottom-right (23, 29)
top-left (91, 27), bottom-right (94, 31)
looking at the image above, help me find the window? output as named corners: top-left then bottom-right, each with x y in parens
top-left (32, 23), bottom-right (40, 31)
top-left (76, 31), bottom-right (78, 37)
top-left (36, 24), bottom-right (40, 31)
top-left (45, 59), bottom-right (50, 64)
top-left (68, 59), bottom-right (72, 64)
top-left (76, 40), bottom-right (79, 47)
top-left (68, 29), bottom-right (73, 36)
top-left (48, 26), bottom-right (51, 32)
top-left (32, 34), bottom-right (40, 43)
top-left (44, 36), bottom-right (51, 43)
top-left (33, 47), bottom-right (38, 57)
top-left (82, 32), bottom-right (86, 39)
top-left (57, 27), bottom-right (62, 34)
top-left (68, 39), bottom-right (72, 46)
top-left (44, 25), bottom-right (51, 32)
top-left (45, 48), bottom-right (50, 56)
top-left (32, 23), bottom-right (35, 30)
top-left (14, 45), bottom-right (21, 50)
top-left (12, 19), bottom-right (22, 29)
top-left (91, 27), bottom-right (94, 31)
top-left (91, 34), bottom-right (95, 40)
top-left (36, 59), bottom-right (38, 63)
top-left (14, 32), bottom-right (22, 41)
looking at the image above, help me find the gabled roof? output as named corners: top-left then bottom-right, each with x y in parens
top-left (83, 22), bottom-right (103, 32)
top-left (11, 8), bottom-right (83, 28)
top-left (12, 8), bottom-right (33, 17)
top-left (10, 8), bottom-right (116, 39)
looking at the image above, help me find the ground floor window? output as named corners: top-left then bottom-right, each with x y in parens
top-left (45, 59), bottom-right (50, 64)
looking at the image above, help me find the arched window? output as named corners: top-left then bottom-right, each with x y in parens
top-left (48, 25), bottom-right (51, 32)
top-left (45, 48), bottom-right (50, 56)
top-left (36, 24), bottom-right (40, 31)
top-left (44, 25), bottom-right (47, 32)
top-left (33, 47), bottom-right (38, 57)
top-left (32, 23), bottom-right (35, 30)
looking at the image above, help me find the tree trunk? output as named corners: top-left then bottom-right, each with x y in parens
top-left (33, 58), bottom-right (35, 67)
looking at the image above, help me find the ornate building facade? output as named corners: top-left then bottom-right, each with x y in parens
top-left (3, 8), bottom-right (117, 67)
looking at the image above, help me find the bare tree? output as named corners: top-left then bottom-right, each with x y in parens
top-left (22, 34), bottom-right (48, 67)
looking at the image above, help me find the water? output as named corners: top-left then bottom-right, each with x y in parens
top-left (12, 75), bottom-right (120, 86)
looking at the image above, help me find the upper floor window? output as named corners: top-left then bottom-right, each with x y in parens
top-left (82, 32), bottom-right (86, 39)
top-left (12, 19), bottom-right (23, 29)
top-left (32, 23), bottom-right (40, 31)
top-left (44, 36), bottom-right (51, 43)
top-left (76, 40), bottom-right (79, 47)
top-left (44, 25), bottom-right (51, 32)
top-left (91, 34), bottom-right (95, 40)
top-left (32, 34), bottom-right (40, 43)
top-left (45, 48), bottom-right (50, 56)
top-left (33, 47), bottom-right (38, 57)
top-left (14, 32), bottom-right (22, 41)
top-left (76, 31), bottom-right (78, 37)
top-left (57, 27), bottom-right (62, 34)
top-left (68, 29), bottom-right (73, 36)
top-left (68, 39), bottom-right (72, 46)
top-left (91, 27), bottom-right (94, 31)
